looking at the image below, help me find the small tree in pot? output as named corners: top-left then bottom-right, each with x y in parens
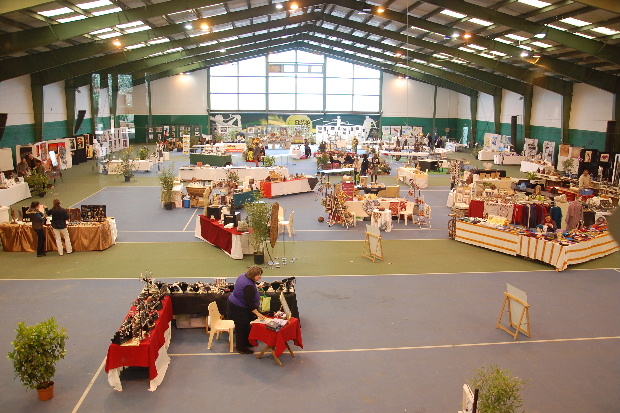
top-left (159, 163), bottom-right (176, 210)
top-left (7, 317), bottom-right (68, 401)
top-left (119, 146), bottom-right (135, 182)
top-left (468, 364), bottom-right (529, 413)
top-left (244, 197), bottom-right (272, 265)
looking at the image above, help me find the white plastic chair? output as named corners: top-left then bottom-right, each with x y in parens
top-left (277, 205), bottom-right (285, 222)
top-left (278, 211), bottom-right (295, 237)
top-left (207, 301), bottom-right (235, 353)
top-left (398, 201), bottom-right (415, 225)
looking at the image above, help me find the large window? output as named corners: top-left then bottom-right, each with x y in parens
top-left (209, 50), bottom-right (380, 112)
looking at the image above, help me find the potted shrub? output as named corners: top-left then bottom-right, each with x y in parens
top-left (468, 364), bottom-right (529, 413)
top-left (138, 146), bottom-right (149, 160)
top-left (244, 197), bottom-right (272, 265)
top-left (119, 146), bottom-right (135, 182)
top-left (24, 172), bottom-right (49, 197)
top-left (159, 163), bottom-right (176, 210)
top-left (263, 155), bottom-right (276, 167)
top-left (7, 317), bottom-right (68, 401)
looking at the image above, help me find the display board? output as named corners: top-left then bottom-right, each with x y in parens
top-left (81, 205), bottom-right (107, 222)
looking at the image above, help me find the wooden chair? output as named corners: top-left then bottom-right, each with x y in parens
top-left (278, 211), bottom-right (295, 237)
top-left (207, 301), bottom-right (235, 353)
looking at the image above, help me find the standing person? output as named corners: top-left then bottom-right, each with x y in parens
top-left (253, 142), bottom-right (262, 167)
top-left (353, 155), bottom-right (362, 184)
top-left (360, 153), bottom-right (369, 179)
top-left (370, 154), bottom-right (380, 183)
top-left (47, 198), bottom-right (73, 256)
top-left (26, 201), bottom-right (47, 257)
top-left (227, 266), bottom-right (267, 354)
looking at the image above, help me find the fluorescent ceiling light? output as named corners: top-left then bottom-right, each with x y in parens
top-left (125, 26), bottom-right (150, 34)
top-left (116, 21), bottom-right (144, 29)
top-left (412, 59), bottom-right (426, 64)
top-left (575, 32), bottom-right (595, 39)
top-left (479, 53), bottom-right (497, 59)
top-left (428, 63), bottom-right (443, 69)
top-left (409, 26), bottom-right (428, 32)
top-left (92, 7), bottom-right (122, 16)
top-left (530, 41), bottom-right (551, 48)
top-left (458, 47), bottom-right (475, 53)
top-left (89, 28), bottom-right (113, 35)
top-left (165, 47), bottom-right (184, 54)
top-left (57, 15), bottom-right (88, 23)
top-left (125, 44), bottom-right (146, 50)
top-left (489, 50), bottom-right (507, 56)
top-left (468, 44), bottom-right (487, 50)
top-left (591, 27), bottom-right (620, 36)
top-left (148, 38), bottom-right (170, 45)
top-left (560, 17), bottom-right (590, 27)
top-left (38, 7), bottom-right (72, 17)
top-left (518, 0), bottom-right (550, 7)
top-left (505, 34), bottom-right (528, 41)
top-left (518, 44), bottom-right (533, 51)
top-left (546, 24), bottom-right (566, 31)
top-left (440, 10), bottom-right (467, 19)
top-left (495, 38), bottom-right (513, 44)
top-left (76, 0), bottom-right (113, 9)
top-left (469, 18), bottom-right (493, 26)
top-left (97, 32), bottom-right (120, 39)
top-left (534, 33), bottom-right (546, 39)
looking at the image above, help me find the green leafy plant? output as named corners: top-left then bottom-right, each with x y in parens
top-left (468, 365), bottom-right (529, 413)
top-left (119, 146), bottom-right (135, 180)
top-left (159, 163), bottom-right (176, 205)
top-left (316, 153), bottom-right (330, 169)
top-left (244, 198), bottom-right (272, 254)
top-left (138, 146), bottom-right (149, 160)
top-left (7, 317), bottom-right (68, 390)
top-left (525, 171), bottom-right (538, 181)
top-left (262, 155), bottom-right (276, 167)
top-left (24, 172), bottom-right (49, 196)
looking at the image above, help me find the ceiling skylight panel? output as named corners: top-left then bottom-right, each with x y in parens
top-left (440, 10), bottom-right (467, 19)
top-left (92, 7), bottom-right (122, 16)
top-left (505, 34), bottom-right (528, 41)
top-left (148, 38), bottom-right (171, 45)
top-left (89, 28), bottom-right (114, 35)
top-left (97, 32), bottom-right (120, 39)
top-left (458, 47), bottom-right (476, 53)
top-left (125, 26), bottom-right (150, 34)
top-left (77, 0), bottom-right (113, 9)
top-left (57, 15), bottom-right (88, 23)
top-left (530, 41), bottom-right (551, 48)
top-left (469, 18), bottom-right (493, 26)
top-left (125, 44), bottom-right (146, 50)
top-left (575, 32), bottom-right (595, 39)
top-left (489, 50), bottom-right (507, 56)
top-left (38, 7), bottom-right (72, 17)
top-left (495, 38), bottom-right (513, 44)
top-left (560, 18), bottom-right (590, 27)
top-left (591, 27), bottom-right (620, 36)
top-left (116, 21), bottom-right (144, 29)
top-left (468, 44), bottom-right (487, 50)
top-left (518, 0), bottom-right (550, 7)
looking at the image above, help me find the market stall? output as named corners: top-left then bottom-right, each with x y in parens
top-left (194, 215), bottom-right (251, 259)
top-left (0, 218), bottom-right (117, 252)
top-left (260, 177), bottom-right (318, 198)
top-left (189, 153), bottom-right (232, 167)
top-left (494, 154), bottom-right (525, 165)
top-left (106, 295), bottom-right (173, 391)
top-left (0, 181), bottom-right (31, 206)
top-left (103, 159), bottom-right (153, 174)
top-left (179, 166), bottom-right (289, 182)
top-left (397, 167), bottom-right (429, 188)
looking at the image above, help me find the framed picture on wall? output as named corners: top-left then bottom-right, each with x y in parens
top-left (77, 136), bottom-right (85, 149)
top-left (600, 153), bottom-right (610, 163)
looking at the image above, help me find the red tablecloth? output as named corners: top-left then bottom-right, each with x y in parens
top-left (105, 296), bottom-right (173, 383)
top-left (199, 215), bottom-right (245, 254)
top-left (248, 317), bottom-right (303, 358)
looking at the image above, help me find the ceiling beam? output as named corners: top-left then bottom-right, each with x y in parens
top-left (0, 1), bottom-right (55, 15)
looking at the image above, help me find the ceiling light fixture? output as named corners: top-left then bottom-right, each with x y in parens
top-left (112, 39), bottom-right (122, 47)
top-left (200, 23), bottom-right (209, 31)
top-left (185, 23), bottom-right (193, 30)
top-left (290, 3), bottom-right (299, 11)
top-left (520, 51), bottom-right (529, 57)
top-left (534, 32), bottom-right (546, 39)
top-left (275, 4), bottom-right (283, 9)
top-left (377, 7), bottom-right (385, 13)
top-left (463, 33), bottom-right (472, 39)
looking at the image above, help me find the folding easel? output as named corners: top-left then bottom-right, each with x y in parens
top-left (362, 224), bottom-right (383, 262)
top-left (497, 292), bottom-right (531, 340)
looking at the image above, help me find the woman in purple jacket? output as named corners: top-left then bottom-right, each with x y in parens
top-left (227, 266), bottom-right (267, 354)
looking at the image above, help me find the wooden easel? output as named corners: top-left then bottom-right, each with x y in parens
top-left (362, 224), bottom-right (383, 262)
top-left (497, 292), bottom-right (531, 340)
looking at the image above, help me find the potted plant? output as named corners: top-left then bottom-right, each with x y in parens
top-left (138, 146), bottom-right (149, 160)
top-left (244, 197), bottom-right (272, 265)
top-left (468, 364), bottom-right (529, 413)
top-left (263, 154), bottom-right (276, 167)
top-left (24, 172), bottom-right (49, 197)
top-left (119, 146), bottom-right (135, 182)
top-left (316, 153), bottom-right (330, 170)
top-left (159, 163), bottom-right (176, 210)
top-left (7, 317), bottom-right (68, 401)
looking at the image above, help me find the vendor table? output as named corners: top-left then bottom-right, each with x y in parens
top-left (179, 166), bottom-right (289, 182)
top-left (106, 296), bottom-right (173, 391)
top-left (520, 161), bottom-right (553, 173)
top-left (357, 185), bottom-right (385, 195)
top-left (494, 154), bottom-right (524, 165)
top-left (215, 142), bottom-right (247, 153)
top-left (345, 198), bottom-right (405, 219)
top-left (477, 150), bottom-right (502, 161)
top-left (249, 317), bottom-right (303, 366)
top-left (0, 218), bottom-right (117, 252)
top-left (371, 208), bottom-right (392, 232)
top-left (233, 190), bottom-right (259, 208)
top-left (397, 167), bottom-right (429, 188)
top-left (471, 169), bottom-right (507, 178)
top-left (317, 168), bottom-right (354, 182)
top-left (454, 220), bottom-right (619, 271)
top-left (189, 153), bottom-right (232, 167)
top-left (291, 147), bottom-right (302, 159)
top-left (261, 178), bottom-right (317, 198)
top-left (195, 215), bottom-right (251, 259)
top-left (0, 182), bottom-right (31, 206)
top-left (103, 160), bottom-right (153, 174)
top-left (418, 159), bottom-right (439, 172)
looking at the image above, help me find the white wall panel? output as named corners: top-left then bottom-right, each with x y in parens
top-left (0, 76), bottom-right (33, 125)
top-left (75, 85), bottom-right (91, 119)
top-left (98, 88), bottom-right (110, 118)
top-left (529, 87), bottom-right (561, 128)
top-left (501, 90), bottom-right (524, 125)
top-left (151, 70), bottom-right (209, 115)
top-left (382, 74), bottom-right (436, 118)
top-left (457, 93), bottom-right (471, 119)
top-left (477, 92), bottom-right (494, 122)
top-left (570, 83), bottom-right (613, 132)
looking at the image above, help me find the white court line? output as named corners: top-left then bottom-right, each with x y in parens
top-left (72, 358), bottom-right (106, 413)
top-left (169, 336), bottom-right (620, 357)
top-left (70, 186), bottom-right (109, 208)
top-left (183, 209), bottom-right (199, 231)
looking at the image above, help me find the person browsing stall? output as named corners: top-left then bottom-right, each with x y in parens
top-left (26, 201), bottom-right (47, 257)
top-left (227, 266), bottom-right (267, 354)
top-left (47, 198), bottom-right (73, 256)
top-left (537, 213), bottom-right (557, 233)
top-left (578, 169), bottom-right (591, 189)
top-left (17, 156), bottom-right (31, 177)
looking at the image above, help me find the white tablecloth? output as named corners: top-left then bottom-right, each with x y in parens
top-left (263, 179), bottom-right (312, 198)
top-left (478, 150), bottom-right (502, 161)
top-left (397, 167), bottom-right (429, 188)
top-left (0, 205), bottom-right (10, 223)
top-left (371, 209), bottom-right (392, 232)
top-left (214, 142), bottom-right (247, 153)
top-left (291, 147), bottom-right (302, 159)
top-left (455, 221), bottom-right (520, 256)
top-left (179, 166), bottom-right (289, 182)
top-left (494, 154), bottom-right (525, 165)
top-left (0, 182), bottom-right (31, 206)
top-left (104, 160), bottom-right (153, 174)
top-left (520, 161), bottom-right (553, 173)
